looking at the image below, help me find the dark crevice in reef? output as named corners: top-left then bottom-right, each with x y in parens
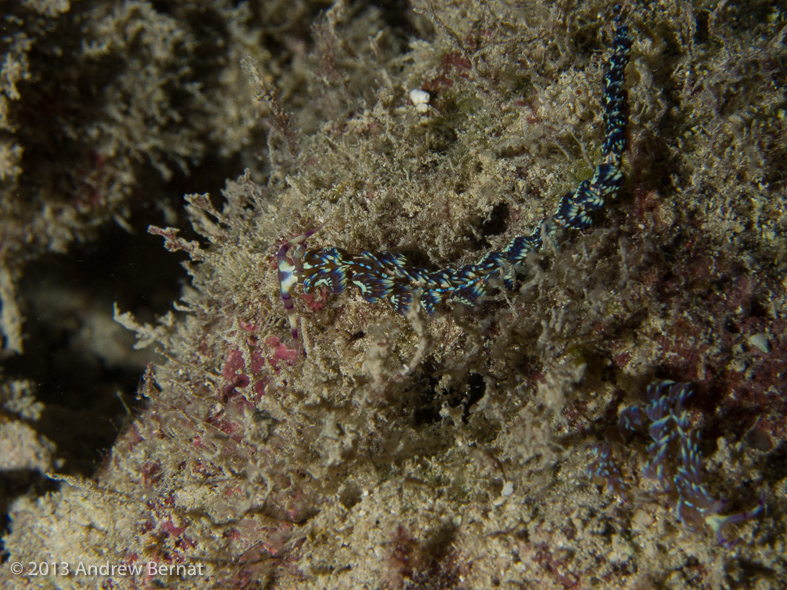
top-left (412, 364), bottom-right (443, 428)
top-left (412, 366), bottom-right (488, 428)
top-left (357, 0), bottom-right (423, 41)
top-left (469, 201), bottom-right (510, 251)
top-left (1, 204), bottom-right (188, 478)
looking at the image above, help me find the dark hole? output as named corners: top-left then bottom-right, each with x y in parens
top-left (2, 212), bottom-right (187, 477)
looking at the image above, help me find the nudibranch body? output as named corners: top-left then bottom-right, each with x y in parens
top-left (278, 7), bottom-right (632, 345)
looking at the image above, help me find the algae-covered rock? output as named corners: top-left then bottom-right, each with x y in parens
top-left (2, 1), bottom-right (786, 589)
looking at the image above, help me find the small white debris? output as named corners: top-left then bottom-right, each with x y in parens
top-left (409, 88), bottom-right (430, 113)
top-left (748, 333), bottom-right (770, 353)
top-left (493, 482), bottom-right (514, 506)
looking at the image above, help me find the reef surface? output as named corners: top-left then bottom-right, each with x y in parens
top-left (1, 1), bottom-right (786, 589)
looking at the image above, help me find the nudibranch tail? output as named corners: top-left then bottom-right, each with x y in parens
top-left (277, 7), bottom-right (631, 345)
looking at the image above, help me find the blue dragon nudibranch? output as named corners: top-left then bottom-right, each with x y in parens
top-left (277, 7), bottom-right (632, 344)
top-left (589, 381), bottom-right (765, 547)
